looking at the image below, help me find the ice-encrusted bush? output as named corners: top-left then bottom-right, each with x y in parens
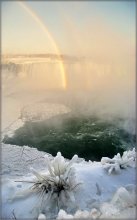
top-left (101, 148), bottom-right (136, 174)
top-left (30, 152), bottom-right (80, 204)
top-left (13, 152), bottom-right (81, 218)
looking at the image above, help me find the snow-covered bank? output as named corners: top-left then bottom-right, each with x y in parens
top-left (1, 144), bottom-right (136, 219)
top-left (2, 98), bottom-right (70, 139)
top-left (1, 144), bottom-right (52, 177)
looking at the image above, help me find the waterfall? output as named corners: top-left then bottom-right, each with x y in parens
top-left (2, 61), bottom-right (65, 89)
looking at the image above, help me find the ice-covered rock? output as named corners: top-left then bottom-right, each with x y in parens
top-left (57, 210), bottom-right (73, 219)
top-left (100, 184), bottom-right (136, 218)
top-left (38, 213), bottom-right (46, 220)
top-left (57, 208), bottom-right (101, 219)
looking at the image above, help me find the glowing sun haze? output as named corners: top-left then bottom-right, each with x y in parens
top-left (2, 1), bottom-right (135, 57)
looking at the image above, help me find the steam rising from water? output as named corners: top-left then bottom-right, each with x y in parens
top-left (2, 56), bottom-right (135, 121)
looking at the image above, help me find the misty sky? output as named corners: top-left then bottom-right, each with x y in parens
top-left (2, 1), bottom-right (136, 57)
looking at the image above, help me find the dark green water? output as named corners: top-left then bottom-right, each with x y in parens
top-left (3, 113), bottom-right (135, 161)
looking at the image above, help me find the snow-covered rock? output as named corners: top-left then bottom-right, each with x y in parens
top-left (38, 213), bottom-right (47, 220)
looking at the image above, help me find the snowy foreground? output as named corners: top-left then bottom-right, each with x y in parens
top-left (1, 143), bottom-right (136, 219)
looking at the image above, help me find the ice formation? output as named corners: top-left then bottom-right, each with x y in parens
top-left (57, 208), bottom-right (101, 219)
top-left (8, 152), bottom-right (81, 218)
top-left (101, 148), bottom-right (136, 174)
top-left (38, 213), bottom-right (47, 220)
top-left (56, 184), bottom-right (136, 219)
top-left (100, 184), bottom-right (136, 218)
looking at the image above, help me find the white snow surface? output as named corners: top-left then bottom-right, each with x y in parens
top-left (1, 143), bottom-right (136, 219)
top-left (1, 144), bottom-right (53, 177)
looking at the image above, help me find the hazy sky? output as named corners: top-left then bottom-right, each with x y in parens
top-left (2, 1), bottom-right (136, 57)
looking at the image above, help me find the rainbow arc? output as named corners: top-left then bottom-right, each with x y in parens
top-left (18, 1), bottom-right (67, 89)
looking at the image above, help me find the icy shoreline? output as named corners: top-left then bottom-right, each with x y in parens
top-left (1, 143), bottom-right (136, 219)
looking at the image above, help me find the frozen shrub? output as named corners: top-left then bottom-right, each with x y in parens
top-left (13, 152), bottom-right (81, 217)
top-left (101, 148), bottom-right (136, 174)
